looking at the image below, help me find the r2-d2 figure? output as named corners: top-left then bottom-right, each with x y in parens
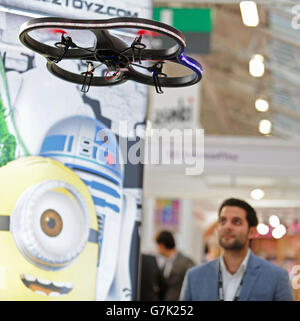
top-left (39, 115), bottom-right (136, 300)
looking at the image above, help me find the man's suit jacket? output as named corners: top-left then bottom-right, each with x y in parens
top-left (139, 254), bottom-right (164, 301)
top-left (180, 252), bottom-right (294, 301)
top-left (162, 252), bottom-right (195, 301)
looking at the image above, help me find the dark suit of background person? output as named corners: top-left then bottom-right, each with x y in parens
top-left (139, 253), bottom-right (164, 300)
top-left (180, 198), bottom-right (294, 301)
top-left (155, 230), bottom-right (195, 301)
top-left (161, 251), bottom-right (195, 301)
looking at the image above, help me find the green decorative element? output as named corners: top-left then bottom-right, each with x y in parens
top-left (0, 53), bottom-right (28, 166)
top-left (153, 8), bottom-right (212, 33)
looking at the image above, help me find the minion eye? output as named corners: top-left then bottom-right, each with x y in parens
top-left (10, 180), bottom-right (90, 271)
top-left (40, 209), bottom-right (63, 237)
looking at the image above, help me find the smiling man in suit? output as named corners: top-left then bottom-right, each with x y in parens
top-left (180, 198), bottom-right (294, 301)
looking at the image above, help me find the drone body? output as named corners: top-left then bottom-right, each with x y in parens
top-left (19, 17), bottom-right (203, 93)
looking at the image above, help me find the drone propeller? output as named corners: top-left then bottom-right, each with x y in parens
top-left (137, 29), bottom-right (161, 37)
top-left (54, 34), bottom-right (77, 62)
top-left (50, 29), bottom-right (67, 35)
top-left (55, 34), bottom-right (77, 49)
top-left (147, 62), bottom-right (167, 94)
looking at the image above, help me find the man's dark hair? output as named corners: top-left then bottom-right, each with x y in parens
top-left (155, 230), bottom-right (176, 249)
top-left (218, 198), bottom-right (258, 228)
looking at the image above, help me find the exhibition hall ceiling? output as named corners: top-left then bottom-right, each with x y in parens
top-left (154, 0), bottom-right (300, 138)
top-left (146, 1), bottom-right (300, 208)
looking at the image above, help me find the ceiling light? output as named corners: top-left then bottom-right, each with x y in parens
top-left (272, 224), bottom-right (286, 239)
top-left (249, 54), bottom-right (265, 77)
top-left (255, 99), bottom-right (269, 112)
top-left (257, 223), bottom-right (269, 235)
top-left (250, 188), bottom-right (265, 200)
top-left (240, 1), bottom-right (259, 27)
top-left (272, 227), bottom-right (281, 239)
top-left (259, 119), bottom-right (272, 135)
top-left (269, 215), bottom-right (280, 228)
top-left (278, 224), bottom-right (287, 236)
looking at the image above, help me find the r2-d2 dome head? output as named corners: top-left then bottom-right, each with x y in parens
top-left (39, 116), bottom-right (124, 186)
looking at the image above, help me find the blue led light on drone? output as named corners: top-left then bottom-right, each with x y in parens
top-left (179, 52), bottom-right (203, 75)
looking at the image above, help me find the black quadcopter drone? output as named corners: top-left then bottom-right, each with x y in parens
top-left (19, 16), bottom-right (203, 94)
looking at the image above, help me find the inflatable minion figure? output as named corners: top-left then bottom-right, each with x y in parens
top-left (39, 116), bottom-right (137, 300)
top-left (0, 156), bottom-right (99, 300)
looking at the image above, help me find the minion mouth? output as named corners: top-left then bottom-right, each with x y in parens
top-left (21, 274), bottom-right (74, 296)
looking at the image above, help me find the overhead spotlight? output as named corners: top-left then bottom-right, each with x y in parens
top-left (249, 54), bottom-right (265, 77)
top-left (250, 188), bottom-right (265, 200)
top-left (257, 223), bottom-right (269, 235)
top-left (255, 99), bottom-right (269, 112)
top-left (272, 224), bottom-right (286, 239)
top-left (269, 215), bottom-right (280, 228)
top-left (240, 1), bottom-right (259, 27)
top-left (272, 227), bottom-right (281, 239)
top-left (259, 119), bottom-right (272, 135)
top-left (278, 224), bottom-right (287, 236)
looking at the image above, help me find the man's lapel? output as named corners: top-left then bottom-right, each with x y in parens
top-left (239, 253), bottom-right (261, 300)
top-left (168, 252), bottom-right (180, 279)
top-left (208, 258), bottom-right (220, 300)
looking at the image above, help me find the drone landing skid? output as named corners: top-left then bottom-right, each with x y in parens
top-left (81, 70), bottom-right (93, 93)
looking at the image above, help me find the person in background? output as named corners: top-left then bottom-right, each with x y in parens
top-left (202, 243), bottom-right (215, 263)
top-left (155, 230), bottom-right (195, 301)
top-left (139, 253), bottom-right (164, 301)
top-left (180, 198), bottom-right (294, 301)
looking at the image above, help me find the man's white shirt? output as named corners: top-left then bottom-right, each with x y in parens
top-left (219, 249), bottom-right (251, 301)
top-left (163, 252), bottom-right (178, 278)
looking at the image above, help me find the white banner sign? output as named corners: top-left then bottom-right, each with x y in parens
top-left (192, 136), bottom-right (300, 177)
top-left (149, 83), bottom-right (201, 130)
top-left (0, 0), bottom-right (152, 18)
top-left (154, 136), bottom-right (300, 177)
